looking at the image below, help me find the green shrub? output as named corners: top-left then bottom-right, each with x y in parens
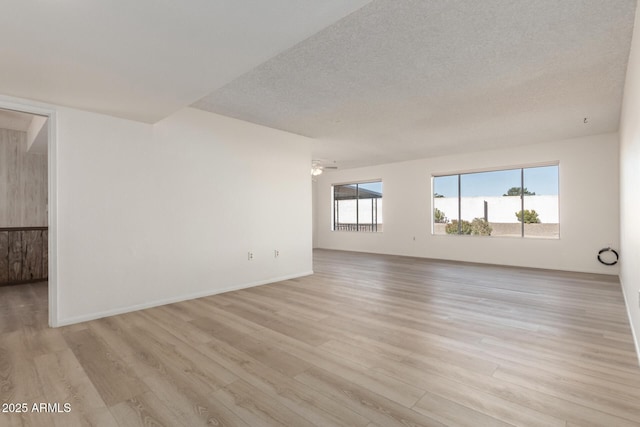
top-left (434, 208), bottom-right (447, 223)
top-left (445, 218), bottom-right (492, 235)
top-left (503, 187), bottom-right (536, 196)
top-left (515, 209), bottom-right (541, 223)
top-left (471, 218), bottom-right (492, 236)
top-left (445, 220), bottom-right (472, 235)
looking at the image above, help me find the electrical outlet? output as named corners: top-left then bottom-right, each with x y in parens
top-left (248, 252), bottom-right (253, 261)
top-left (274, 250), bottom-right (280, 258)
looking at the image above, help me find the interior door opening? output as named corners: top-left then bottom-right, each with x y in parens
top-left (0, 106), bottom-right (52, 329)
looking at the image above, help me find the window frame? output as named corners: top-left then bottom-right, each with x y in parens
top-left (432, 162), bottom-right (559, 238)
top-left (332, 179), bottom-right (383, 232)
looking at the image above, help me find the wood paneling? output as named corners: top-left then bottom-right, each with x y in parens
top-left (21, 230), bottom-right (43, 280)
top-left (0, 231), bottom-right (8, 283)
top-left (0, 128), bottom-right (47, 227)
top-left (42, 229), bottom-right (48, 278)
top-left (1, 250), bottom-right (639, 426)
top-left (7, 230), bottom-right (22, 281)
top-left (0, 227), bottom-right (47, 285)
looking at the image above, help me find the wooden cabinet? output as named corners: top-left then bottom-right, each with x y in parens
top-left (0, 227), bottom-right (48, 285)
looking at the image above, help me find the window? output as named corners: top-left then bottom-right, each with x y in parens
top-left (433, 165), bottom-right (558, 238)
top-left (333, 181), bottom-right (383, 232)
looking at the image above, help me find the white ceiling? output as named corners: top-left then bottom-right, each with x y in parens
top-left (194, 0), bottom-right (638, 169)
top-left (1, 1), bottom-right (636, 169)
top-left (0, 0), bottom-right (371, 123)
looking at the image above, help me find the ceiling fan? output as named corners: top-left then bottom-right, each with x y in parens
top-left (311, 160), bottom-right (338, 176)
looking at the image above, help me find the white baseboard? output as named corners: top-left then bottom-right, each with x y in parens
top-left (54, 270), bottom-right (314, 327)
top-left (619, 276), bottom-right (640, 366)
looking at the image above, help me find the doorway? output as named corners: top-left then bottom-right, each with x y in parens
top-left (0, 101), bottom-right (57, 328)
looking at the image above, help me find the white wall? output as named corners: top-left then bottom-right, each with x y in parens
top-left (26, 115), bottom-right (47, 153)
top-left (312, 179), bottom-right (319, 248)
top-left (619, 3), bottom-right (640, 363)
top-left (56, 106), bottom-right (312, 324)
top-left (315, 133), bottom-right (619, 275)
top-left (0, 128), bottom-right (47, 227)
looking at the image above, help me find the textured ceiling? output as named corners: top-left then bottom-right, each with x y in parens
top-left (0, 0), bottom-right (371, 122)
top-left (194, 0), bottom-right (637, 169)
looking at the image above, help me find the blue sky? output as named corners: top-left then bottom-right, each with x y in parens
top-left (358, 181), bottom-right (383, 194)
top-left (433, 165), bottom-right (558, 197)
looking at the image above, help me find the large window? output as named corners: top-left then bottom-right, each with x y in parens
top-left (333, 181), bottom-right (383, 232)
top-left (433, 165), bottom-right (558, 238)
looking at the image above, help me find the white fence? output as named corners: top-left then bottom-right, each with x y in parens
top-left (334, 199), bottom-right (383, 224)
top-left (434, 195), bottom-right (558, 223)
top-left (333, 195), bottom-right (558, 227)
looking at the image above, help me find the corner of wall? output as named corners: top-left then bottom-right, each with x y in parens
top-left (619, 277), bottom-right (640, 366)
top-left (618, 0), bottom-right (640, 366)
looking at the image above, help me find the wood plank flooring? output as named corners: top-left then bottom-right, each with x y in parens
top-left (1, 249), bottom-right (639, 426)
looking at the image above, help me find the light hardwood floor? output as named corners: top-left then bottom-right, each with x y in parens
top-left (1, 249), bottom-right (640, 426)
